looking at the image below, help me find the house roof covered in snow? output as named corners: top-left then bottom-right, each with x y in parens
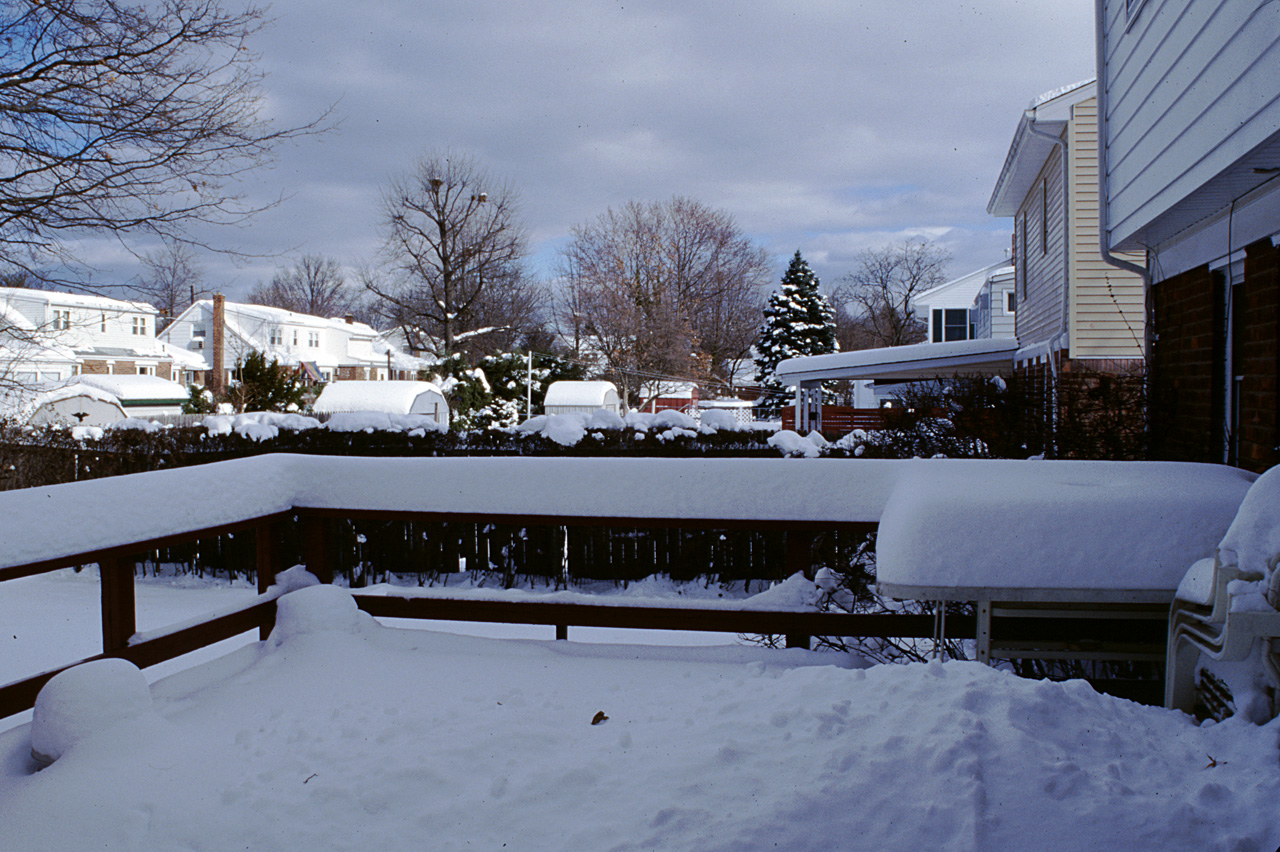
top-left (911, 260), bottom-right (1013, 314)
top-left (988, 78), bottom-right (1096, 217)
top-left (0, 286), bottom-right (157, 316)
top-left (72, 374), bottom-right (189, 403)
top-left (775, 338), bottom-right (1021, 385)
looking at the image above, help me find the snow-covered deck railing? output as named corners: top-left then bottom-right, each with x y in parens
top-left (0, 454), bottom-right (1260, 718)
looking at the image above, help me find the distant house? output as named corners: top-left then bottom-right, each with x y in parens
top-left (312, 380), bottom-right (450, 426)
top-left (160, 296), bottom-right (423, 390)
top-left (986, 78), bottom-right (1146, 381)
top-left (641, 382), bottom-right (699, 414)
top-left (1098, 0), bottom-right (1280, 472)
top-left (0, 287), bottom-right (188, 383)
top-left (543, 381), bottom-right (622, 416)
top-left (911, 260), bottom-right (1012, 344)
top-left (971, 266), bottom-right (1016, 342)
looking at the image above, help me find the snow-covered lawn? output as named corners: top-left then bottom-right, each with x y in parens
top-left (1, 582), bottom-right (1278, 852)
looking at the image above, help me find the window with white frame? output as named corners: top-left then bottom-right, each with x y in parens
top-left (101, 313), bottom-right (107, 332)
top-left (269, 326), bottom-right (283, 345)
top-left (1005, 290), bottom-right (1016, 314)
top-left (931, 308), bottom-right (972, 343)
top-left (308, 331), bottom-right (319, 348)
top-left (293, 330), bottom-right (299, 346)
top-left (137, 365), bottom-right (155, 376)
top-left (52, 309), bottom-right (70, 330)
top-left (132, 316), bottom-right (147, 335)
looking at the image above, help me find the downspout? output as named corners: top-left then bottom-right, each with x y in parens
top-left (1095, 0), bottom-right (1154, 458)
top-left (1094, 0), bottom-right (1151, 326)
top-left (1023, 116), bottom-right (1069, 455)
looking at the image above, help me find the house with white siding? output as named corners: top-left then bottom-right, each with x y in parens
top-left (1097, 0), bottom-right (1280, 472)
top-left (161, 297), bottom-right (399, 388)
top-left (971, 266), bottom-right (1017, 341)
top-left (986, 78), bottom-right (1146, 380)
top-left (911, 260), bottom-right (1010, 344)
top-left (0, 287), bottom-right (188, 384)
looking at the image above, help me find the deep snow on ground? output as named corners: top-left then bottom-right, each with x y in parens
top-left (1, 583), bottom-right (1278, 852)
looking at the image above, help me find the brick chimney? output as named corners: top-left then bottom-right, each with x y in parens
top-left (209, 293), bottom-right (226, 394)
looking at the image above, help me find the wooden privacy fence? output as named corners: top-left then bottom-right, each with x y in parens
top-left (782, 406), bottom-right (885, 436)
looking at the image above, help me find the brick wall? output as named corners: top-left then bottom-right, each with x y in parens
top-left (1237, 239), bottom-right (1279, 471)
top-left (1149, 263), bottom-right (1222, 464)
top-left (1149, 237), bottom-right (1279, 473)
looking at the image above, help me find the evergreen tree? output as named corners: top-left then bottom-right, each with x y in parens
top-left (753, 251), bottom-right (838, 416)
top-left (227, 351), bottom-right (305, 413)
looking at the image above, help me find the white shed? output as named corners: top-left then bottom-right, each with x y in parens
top-left (543, 381), bottom-right (621, 415)
top-left (312, 380), bottom-right (449, 426)
top-left (72, 374), bottom-right (190, 418)
top-left (19, 384), bottom-right (128, 427)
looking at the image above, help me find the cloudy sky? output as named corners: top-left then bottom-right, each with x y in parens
top-left (94, 0), bottom-right (1097, 302)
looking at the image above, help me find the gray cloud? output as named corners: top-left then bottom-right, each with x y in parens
top-left (108, 0), bottom-right (1095, 302)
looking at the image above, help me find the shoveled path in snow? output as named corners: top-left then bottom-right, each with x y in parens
top-left (1, 585), bottom-right (1277, 852)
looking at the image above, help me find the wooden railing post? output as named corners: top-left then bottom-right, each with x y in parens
top-left (785, 531), bottom-right (812, 649)
top-left (256, 520), bottom-right (282, 639)
top-left (99, 555), bottom-right (136, 653)
top-left (299, 515), bottom-right (334, 584)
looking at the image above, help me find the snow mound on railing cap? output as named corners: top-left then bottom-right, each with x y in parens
top-left (739, 572), bottom-right (821, 610)
top-left (269, 584), bottom-right (378, 646)
top-left (31, 658), bottom-right (158, 765)
top-left (1217, 464), bottom-right (1280, 610)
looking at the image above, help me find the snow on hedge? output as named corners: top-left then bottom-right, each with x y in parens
top-left (875, 460), bottom-right (1257, 596)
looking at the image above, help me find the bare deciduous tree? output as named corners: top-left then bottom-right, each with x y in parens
top-left (834, 238), bottom-right (948, 349)
top-left (0, 0), bottom-right (324, 282)
top-left (556, 198), bottom-right (767, 406)
top-left (249, 255), bottom-right (365, 320)
top-left (372, 153), bottom-right (530, 356)
top-left (136, 243), bottom-right (207, 331)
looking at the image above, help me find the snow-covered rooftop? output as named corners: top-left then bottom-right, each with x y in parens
top-left (0, 287), bottom-right (156, 315)
top-left (775, 338), bottom-right (1020, 385)
top-left (72, 374), bottom-right (189, 402)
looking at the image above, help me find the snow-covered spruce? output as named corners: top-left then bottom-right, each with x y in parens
top-left (753, 250), bottom-right (838, 416)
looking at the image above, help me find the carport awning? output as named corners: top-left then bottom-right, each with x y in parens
top-left (775, 338), bottom-right (1020, 385)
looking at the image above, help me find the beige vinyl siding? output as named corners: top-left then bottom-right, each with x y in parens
top-left (1013, 142), bottom-right (1066, 350)
top-left (1067, 100), bottom-right (1145, 360)
top-left (1102, 0), bottom-right (1280, 248)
